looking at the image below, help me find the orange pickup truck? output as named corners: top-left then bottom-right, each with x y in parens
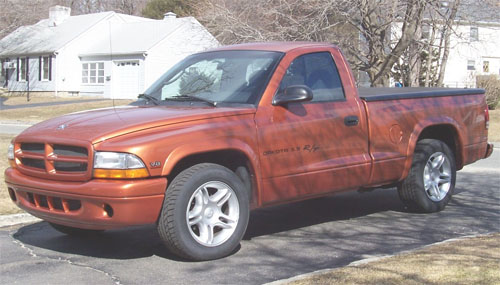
top-left (5, 42), bottom-right (493, 260)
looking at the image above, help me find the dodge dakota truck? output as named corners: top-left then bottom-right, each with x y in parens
top-left (5, 42), bottom-right (493, 261)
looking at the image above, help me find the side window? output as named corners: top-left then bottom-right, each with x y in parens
top-left (278, 52), bottom-right (345, 102)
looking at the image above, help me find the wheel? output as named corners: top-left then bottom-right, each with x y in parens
top-left (398, 139), bottom-right (456, 213)
top-left (157, 163), bottom-right (250, 261)
top-left (49, 223), bottom-right (103, 236)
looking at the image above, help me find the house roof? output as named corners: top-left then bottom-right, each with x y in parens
top-left (0, 12), bottom-right (118, 57)
top-left (456, 0), bottom-right (500, 24)
top-left (78, 17), bottom-right (197, 56)
top-left (0, 11), bottom-right (207, 58)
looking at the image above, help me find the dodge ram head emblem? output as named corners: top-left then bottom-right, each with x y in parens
top-left (56, 124), bottom-right (68, 130)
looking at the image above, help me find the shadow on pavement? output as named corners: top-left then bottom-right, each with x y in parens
top-left (11, 171), bottom-right (499, 266)
top-left (12, 188), bottom-right (406, 260)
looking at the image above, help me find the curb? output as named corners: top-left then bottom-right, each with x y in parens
top-left (0, 213), bottom-right (41, 227)
top-left (264, 232), bottom-right (497, 285)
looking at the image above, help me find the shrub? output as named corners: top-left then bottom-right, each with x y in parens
top-left (476, 75), bottom-right (500, 110)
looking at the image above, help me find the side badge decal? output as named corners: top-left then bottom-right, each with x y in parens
top-left (150, 161), bottom-right (161, 168)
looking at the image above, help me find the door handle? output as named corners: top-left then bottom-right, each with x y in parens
top-left (344, 115), bottom-right (359, 126)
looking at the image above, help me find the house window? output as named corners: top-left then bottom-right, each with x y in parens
top-left (82, 62), bottom-right (104, 84)
top-left (18, 57), bottom-right (27, 81)
top-left (470, 27), bottom-right (478, 42)
top-left (467, 60), bottom-right (475, 71)
top-left (41, 56), bottom-right (51, 81)
top-left (483, 61), bottom-right (489, 73)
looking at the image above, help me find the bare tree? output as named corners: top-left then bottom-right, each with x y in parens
top-left (197, 0), bottom-right (342, 44)
top-left (435, 0), bottom-right (460, 86)
top-left (198, 0), bottom-right (429, 87)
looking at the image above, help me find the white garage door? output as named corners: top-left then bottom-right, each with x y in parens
top-left (114, 61), bottom-right (140, 99)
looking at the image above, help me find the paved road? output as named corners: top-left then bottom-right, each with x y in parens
top-left (1, 150), bottom-right (499, 284)
top-left (0, 123), bottom-right (32, 135)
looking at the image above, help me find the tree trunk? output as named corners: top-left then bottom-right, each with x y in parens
top-left (437, 0), bottom-right (460, 87)
top-left (424, 24), bottom-right (437, 87)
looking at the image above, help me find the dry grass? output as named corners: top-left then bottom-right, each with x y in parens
top-left (0, 134), bottom-right (22, 215)
top-left (2, 96), bottom-right (90, 106)
top-left (0, 99), bottom-right (133, 122)
top-left (489, 109), bottom-right (500, 142)
top-left (290, 233), bottom-right (500, 285)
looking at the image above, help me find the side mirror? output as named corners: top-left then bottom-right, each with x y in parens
top-left (272, 85), bottom-right (313, 106)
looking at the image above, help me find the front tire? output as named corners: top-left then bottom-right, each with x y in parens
top-left (157, 163), bottom-right (250, 261)
top-left (398, 139), bottom-right (456, 213)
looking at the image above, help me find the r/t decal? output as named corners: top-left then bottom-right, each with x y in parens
top-left (263, 144), bottom-right (320, 156)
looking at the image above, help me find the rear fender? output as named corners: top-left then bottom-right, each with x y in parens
top-left (401, 117), bottom-right (464, 181)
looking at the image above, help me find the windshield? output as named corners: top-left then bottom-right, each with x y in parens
top-left (143, 50), bottom-right (283, 106)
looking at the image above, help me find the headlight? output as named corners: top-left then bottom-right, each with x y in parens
top-left (93, 152), bottom-right (149, 179)
top-left (7, 143), bottom-right (14, 160)
top-left (7, 143), bottom-right (16, 168)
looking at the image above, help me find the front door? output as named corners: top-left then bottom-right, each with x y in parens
top-left (255, 51), bottom-right (370, 204)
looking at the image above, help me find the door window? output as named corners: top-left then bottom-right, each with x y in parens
top-left (278, 52), bottom-right (345, 102)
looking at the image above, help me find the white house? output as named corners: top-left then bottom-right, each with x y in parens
top-left (442, 1), bottom-right (500, 88)
top-left (0, 6), bottom-right (219, 99)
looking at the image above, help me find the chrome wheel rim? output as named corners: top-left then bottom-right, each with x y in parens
top-left (423, 152), bottom-right (452, 202)
top-left (186, 181), bottom-right (239, 247)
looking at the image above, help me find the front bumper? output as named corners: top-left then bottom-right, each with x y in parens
top-left (5, 168), bottom-right (167, 230)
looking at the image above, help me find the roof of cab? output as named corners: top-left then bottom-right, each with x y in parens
top-left (209, 42), bottom-right (336, 53)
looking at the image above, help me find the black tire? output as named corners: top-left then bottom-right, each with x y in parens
top-left (49, 223), bottom-right (104, 236)
top-left (398, 139), bottom-right (456, 213)
top-left (157, 163), bottom-right (250, 261)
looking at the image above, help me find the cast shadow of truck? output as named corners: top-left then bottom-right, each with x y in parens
top-left (11, 170), bottom-right (499, 262)
top-left (11, 188), bottom-right (406, 261)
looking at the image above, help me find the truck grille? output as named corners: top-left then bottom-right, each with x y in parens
top-left (14, 142), bottom-right (92, 181)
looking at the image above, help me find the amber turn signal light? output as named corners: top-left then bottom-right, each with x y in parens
top-left (93, 168), bottom-right (149, 179)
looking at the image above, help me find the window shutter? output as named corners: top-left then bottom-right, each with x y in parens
top-left (49, 55), bottom-right (52, 81)
top-left (39, 56), bottom-right (42, 81)
top-left (26, 57), bottom-right (29, 81)
top-left (17, 57), bottom-right (19, 81)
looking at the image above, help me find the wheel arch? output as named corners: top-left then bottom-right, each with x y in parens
top-left (401, 120), bottom-right (465, 181)
top-left (162, 141), bottom-right (261, 208)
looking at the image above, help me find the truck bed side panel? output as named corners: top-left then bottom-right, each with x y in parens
top-left (363, 93), bottom-right (488, 186)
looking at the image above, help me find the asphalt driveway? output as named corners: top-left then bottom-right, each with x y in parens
top-left (1, 150), bottom-right (499, 284)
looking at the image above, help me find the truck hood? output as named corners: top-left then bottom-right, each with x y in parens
top-left (17, 105), bottom-right (256, 143)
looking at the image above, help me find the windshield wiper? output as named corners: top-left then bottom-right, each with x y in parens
top-left (173, 94), bottom-right (218, 107)
top-left (138, 94), bottom-right (159, 105)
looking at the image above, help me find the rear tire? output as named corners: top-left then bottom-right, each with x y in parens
top-left (398, 139), bottom-right (456, 213)
top-left (157, 163), bottom-right (250, 261)
top-left (49, 223), bottom-right (103, 236)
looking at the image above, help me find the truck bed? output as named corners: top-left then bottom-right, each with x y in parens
top-left (358, 87), bottom-right (485, 102)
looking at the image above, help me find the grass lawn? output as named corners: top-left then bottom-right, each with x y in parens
top-left (488, 109), bottom-right (500, 142)
top-left (2, 96), bottom-right (90, 106)
top-left (289, 233), bottom-right (500, 285)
